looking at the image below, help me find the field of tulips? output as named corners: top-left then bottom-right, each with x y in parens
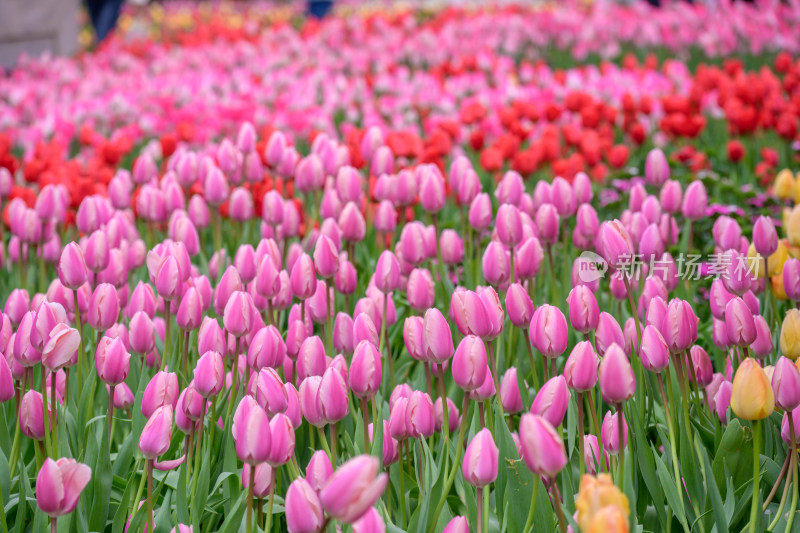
top-left (4, 1), bottom-right (800, 532)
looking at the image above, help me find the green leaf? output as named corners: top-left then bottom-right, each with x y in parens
top-left (628, 398), bottom-right (666, 526)
top-left (88, 424), bottom-right (112, 532)
top-left (217, 492), bottom-right (246, 533)
top-left (697, 441), bottom-right (728, 533)
top-left (652, 446), bottom-right (690, 532)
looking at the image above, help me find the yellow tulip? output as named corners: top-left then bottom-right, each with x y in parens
top-left (576, 474), bottom-right (630, 532)
top-left (775, 169), bottom-right (797, 200)
top-left (746, 245), bottom-right (766, 279)
top-left (788, 206), bottom-right (800, 247)
top-left (772, 274), bottom-right (788, 300)
top-left (769, 241), bottom-right (789, 277)
top-left (587, 506), bottom-right (630, 533)
top-left (730, 358), bottom-right (775, 420)
top-left (781, 310), bottom-right (800, 360)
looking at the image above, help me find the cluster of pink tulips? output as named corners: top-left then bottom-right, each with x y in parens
top-left (2, 2), bottom-right (800, 533)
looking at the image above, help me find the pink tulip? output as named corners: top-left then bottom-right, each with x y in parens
top-left (725, 297), bottom-right (756, 347)
top-left (286, 478), bottom-right (324, 533)
top-left (518, 413), bottom-right (567, 477)
top-left (567, 285), bottom-right (600, 334)
top-left (232, 396), bottom-right (271, 465)
top-left (42, 324), bottom-right (79, 371)
top-left (58, 242), bottom-right (89, 290)
top-left (350, 341), bottom-right (382, 398)
top-left (681, 181), bottom-right (707, 220)
top-left (598, 344), bottom-right (636, 404)
top-left (20, 389), bottom-right (47, 440)
top-left (318, 366), bottom-right (350, 423)
top-left (529, 305), bottom-right (568, 358)
top-left (500, 368), bottom-right (523, 413)
top-left (194, 351), bottom-right (225, 398)
top-left (306, 450), bottom-right (333, 492)
top-left (663, 299), bottom-right (698, 353)
top-left (505, 283), bottom-right (534, 328)
top-left (442, 516), bottom-right (469, 533)
top-left (352, 507), bottom-right (385, 533)
top-left (36, 458), bottom-right (91, 518)
top-left (422, 308), bottom-right (454, 364)
top-left (462, 428), bottom-right (499, 487)
top-left (95, 336), bottom-right (131, 386)
top-left (601, 411), bottom-right (628, 455)
top-left (563, 341), bottom-right (599, 391)
top-left (773, 357), bottom-right (800, 412)
top-left (87, 283), bottom-right (120, 331)
top-left (139, 405), bottom-right (174, 460)
top-left (531, 375), bottom-right (569, 427)
top-left (452, 335), bottom-right (488, 391)
top-left (640, 325), bottom-right (670, 373)
top-left (406, 390), bottom-right (436, 439)
top-left (142, 371), bottom-right (179, 419)
top-left (319, 455), bottom-right (388, 524)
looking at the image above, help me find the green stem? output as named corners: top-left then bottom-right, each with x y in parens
top-left (330, 422), bottom-right (338, 466)
top-left (40, 365), bottom-right (51, 458)
top-left (264, 469), bottom-right (276, 533)
top-left (786, 415), bottom-right (798, 533)
top-left (398, 446), bottom-right (407, 528)
top-left (477, 486), bottom-right (484, 533)
top-left (129, 459), bottom-right (146, 525)
top-left (74, 291), bottom-right (85, 381)
top-left (749, 419), bottom-right (761, 533)
top-left (658, 374), bottom-right (688, 524)
top-left (246, 466), bottom-right (255, 533)
top-left (523, 476), bottom-right (540, 532)
top-left (578, 391), bottom-right (585, 476)
top-left (616, 403), bottom-right (625, 488)
top-left (427, 395), bottom-right (471, 533)
top-left (146, 459), bottom-right (154, 533)
top-left (317, 426), bottom-right (333, 464)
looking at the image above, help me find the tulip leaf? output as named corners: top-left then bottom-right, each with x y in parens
top-left (698, 441), bottom-right (728, 533)
top-left (628, 398), bottom-right (666, 526)
top-left (711, 420), bottom-right (752, 500)
top-left (88, 423), bottom-right (112, 532)
top-left (176, 462), bottom-right (190, 525)
top-left (652, 446), bottom-right (689, 531)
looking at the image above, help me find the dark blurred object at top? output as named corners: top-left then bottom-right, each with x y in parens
top-left (85, 0), bottom-right (125, 42)
top-left (308, 0), bottom-right (333, 19)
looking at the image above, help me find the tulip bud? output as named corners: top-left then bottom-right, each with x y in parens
top-left (639, 325), bottom-right (670, 373)
top-left (567, 285), bottom-right (600, 334)
top-left (20, 389), bottom-right (47, 440)
top-left (406, 391), bottom-right (435, 439)
top-left (518, 413), bottom-right (567, 477)
top-left (725, 297), bottom-right (757, 347)
top-left (36, 458), bottom-right (91, 518)
top-left (500, 368), bottom-right (523, 413)
top-left (598, 344), bottom-right (636, 404)
top-left (350, 341), bottom-right (382, 399)
top-left (681, 181), bottom-right (708, 220)
top-left (58, 242), bottom-right (89, 290)
top-left (319, 456), bottom-right (388, 524)
top-left (773, 357), bottom-right (800, 412)
top-left (286, 478), bottom-right (324, 533)
top-left (564, 341), bottom-right (599, 391)
top-left (232, 396), bottom-right (271, 465)
top-left (407, 269), bottom-right (435, 312)
top-left (139, 405), bottom-right (174, 460)
top-left (505, 283), bottom-right (533, 329)
top-left (601, 411), bottom-right (628, 455)
top-left (141, 371), bottom-right (179, 419)
top-left (95, 336), bottom-right (130, 386)
top-left (529, 305), bottom-right (568, 358)
top-left (462, 428), bottom-right (499, 487)
top-left (87, 283), bottom-right (120, 331)
top-left (452, 335), bottom-right (488, 392)
top-left (194, 351), bottom-right (225, 398)
top-left (663, 299), bottom-right (698, 353)
top-left (443, 516), bottom-right (469, 533)
top-left (531, 375), bottom-right (569, 428)
top-left (422, 308), bottom-right (454, 364)
top-left (730, 358), bottom-right (774, 420)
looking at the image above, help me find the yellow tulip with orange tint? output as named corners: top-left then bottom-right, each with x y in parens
top-left (781, 310), bottom-right (800, 361)
top-left (576, 474), bottom-right (630, 532)
top-left (731, 358), bottom-right (775, 421)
